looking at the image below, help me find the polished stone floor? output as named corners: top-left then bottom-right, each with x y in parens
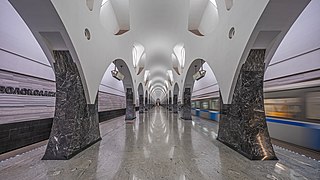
top-left (0, 107), bottom-right (319, 180)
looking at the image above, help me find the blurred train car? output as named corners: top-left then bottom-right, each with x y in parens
top-left (191, 70), bottom-right (320, 152)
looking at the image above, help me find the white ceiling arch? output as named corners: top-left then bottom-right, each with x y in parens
top-left (9, 0), bottom-right (310, 104)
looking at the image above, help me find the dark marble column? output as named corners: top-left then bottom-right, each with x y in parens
top-left (145, 96), bottom-right (148, 111)
top-left (125, 88), bottom-right (136, 120)
top-left (217, 49), bottom-right (276, 160)
top-left (169, 97), bottom-right (172, 111)
top-left (181, 88), bottom-right (192, 120)
top-left (173, 94), bottom-right (178, 113)
top-left (139, 95), bottom-right (144, 113)
top-left (42, 51), bottom-right (101, 160)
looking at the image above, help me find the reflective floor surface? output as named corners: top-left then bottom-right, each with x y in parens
top-left (0, 107), bottom-right (319, 180)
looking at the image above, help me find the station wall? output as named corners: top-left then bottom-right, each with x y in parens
top-left (192, 0), bottom-right (320, 98)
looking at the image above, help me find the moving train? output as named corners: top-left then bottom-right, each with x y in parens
top-left (191, 73), bottom-right (320, 152)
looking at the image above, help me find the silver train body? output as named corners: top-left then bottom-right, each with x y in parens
top-left (191, 70), bottom-right (320, 151)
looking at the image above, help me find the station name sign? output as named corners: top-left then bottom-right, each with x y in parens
top-left (0, 85), bottom-right (55, 97)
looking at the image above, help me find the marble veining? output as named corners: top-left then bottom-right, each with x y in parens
top-left (217, 49), bottom-right (276, 160)
top-left (125, 88), bottom-right (136, 120)
top-left (139, 95), bottom-right (144, 113)
top-left (42, 51), bottom-right (101, 160)
top-left (173, 94), bottom-right (178, 113)
top-left (0, 107), bottom-right (319, 180)
top-left (181, 88), bottom-right (192, 120)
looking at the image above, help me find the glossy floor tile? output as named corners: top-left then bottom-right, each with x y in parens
top-left (0, 107), bottom-right (319, 180)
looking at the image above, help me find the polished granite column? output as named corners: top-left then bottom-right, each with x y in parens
top-left (125, 88), bottom-right (136, 120)
top-left (145, 96), bottom-right (148, 111)
top-left (217, 49), bottom-right (276, 160)
top-left (181, 88), bottom-right (192, 120)
top-left (148, 95), bottom-right (152, 109)
top-left (42, 51), bottom-right (101, 160)
top-left (173, 94), bottom-right (178, 113)
top-left (139, 95), bottom-right (144, 113)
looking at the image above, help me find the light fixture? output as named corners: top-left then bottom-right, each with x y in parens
top-left (193, 60), bottom-right (206, 81)
top-left (111, 61), bottom-right (125, 81)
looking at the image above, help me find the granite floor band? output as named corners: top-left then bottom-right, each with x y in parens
top-left (0, 107), bottom-right (318, 180)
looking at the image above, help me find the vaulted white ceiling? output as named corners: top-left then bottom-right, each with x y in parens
top-left (4, 0), bottom-right (312, 103)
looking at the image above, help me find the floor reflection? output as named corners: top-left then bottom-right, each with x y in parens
top-left (0, 107), bottom-right (319, 180)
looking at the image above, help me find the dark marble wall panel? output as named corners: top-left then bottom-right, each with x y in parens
top-left (98, 109), bottom-right (126, 122)
top-left (0, 118), bottom-right (52, 154)
top-left (181, 88), bottom-right (192, 120)
top-left (125, 88), bottom-right (136, 120)
top-left (173, 95), bottom-right (178, 113)
top-left (217, 49), bottom-right (276, 160)
top-left (42, 51), bottom-right (101, 160)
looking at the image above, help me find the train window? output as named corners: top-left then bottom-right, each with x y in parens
top-left (202, 101), bottom-right (209, 109)
top-left (195, 101), bottom-right (200, 109)
top-left (306, 92), bottom-right (320, 120)
top-left (210, 99), bottom-right (219, 111)
top-left (264, 98), bottom-right (301, 119)
top-left (191, 102), bottom-right (196, 108)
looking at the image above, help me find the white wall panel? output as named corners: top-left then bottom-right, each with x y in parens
top-left (265, 49), bottom-right (320, 80)
top-left (192, 63), bottom-right (219, 97)
top-left (270, 0), bottom-right (320, 64)
top-left (0, 49), bottom-right (55, 81)
top-left (0, 1), bottom-right (50, 66)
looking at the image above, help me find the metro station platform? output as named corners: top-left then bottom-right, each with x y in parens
top-left (0, 107), bottom-right (318, 180)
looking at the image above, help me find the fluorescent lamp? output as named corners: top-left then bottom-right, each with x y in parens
top-left (111, 70), bottom-right (124, 81)
top-left (193, 70), bottom-right (206, 81)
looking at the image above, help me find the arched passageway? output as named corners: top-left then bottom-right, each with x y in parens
top-left (181, 59), bottom-right (207, 120)
top-left (113, 59), bottom-right (136, 120)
